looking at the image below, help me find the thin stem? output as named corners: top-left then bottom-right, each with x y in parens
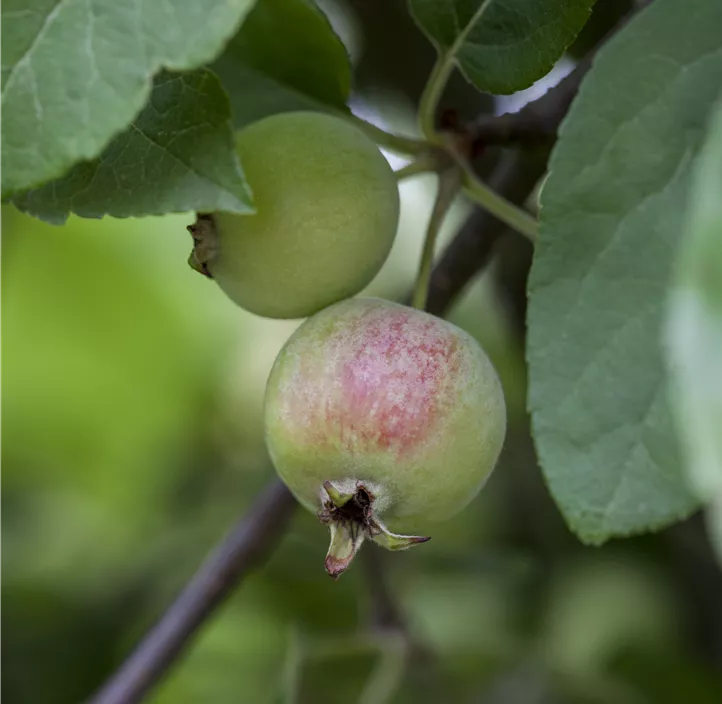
top-left (418, 0), bottom-right (493, 141)
top-left (418, 56), bottom-right (455, 141)
top-left (395, 161), bottom-right (432, 181)
top-left (412, 168), bottom-right (462, 310)
top-left (394, 151), bottom-right (441, 181)
top-left (347, 114), bottom-right (428, 156)
top-left (461, 172), bottom-right (538, 243)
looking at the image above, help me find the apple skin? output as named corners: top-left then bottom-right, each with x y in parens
top-left (207, 112), bottom-right (399, 319)
top-left (264, 298), bottom-right (507, 533)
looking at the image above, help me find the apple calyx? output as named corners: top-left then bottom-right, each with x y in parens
top-left (317, 480), bottom-right (430, 579)
top-left (187, 213), bottom-right (219, 278)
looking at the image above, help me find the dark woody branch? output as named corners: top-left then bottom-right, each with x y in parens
top-left (425, 4), bottom-right (643, 316)
top-left (467, 55), bottom-right (592, 151)
top-left (87, 481), bottom-right (296, 704)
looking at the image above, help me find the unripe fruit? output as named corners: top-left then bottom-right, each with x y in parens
top-left (264, 298), bottom-right (507, 577)
top-left (188, 112), bottom-right (400, 319)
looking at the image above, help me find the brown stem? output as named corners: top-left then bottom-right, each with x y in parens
top-left (87, 481), bottom-right (296, 704)
top-left (423, 0), bottom-right (648, 317)
top-left (467, 56), bottom-right (591, 152)
top-left (423, 53), bottom-right (601, 317)
top-left (424, 150), bottom-right (546, 317)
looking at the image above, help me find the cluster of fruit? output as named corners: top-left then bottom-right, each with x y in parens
top-left (187, 112), bottom-right (506, 577)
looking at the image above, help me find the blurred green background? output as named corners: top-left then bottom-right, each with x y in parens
top-left (3, 1), bottom-right (722, 702)
top-left (4, 183), bottom-right (722, 704)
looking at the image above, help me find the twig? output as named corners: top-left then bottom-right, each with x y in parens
top-left (468, 56), bottom-right (591, 151)
top-left (422, 0), bottom-right (646, 315)
top-left (87, 481), bottom-right (296, 704)
top-left (421, 55), bottom-right (595, 316)
top-left (465, 0), bottom-right (650, 154)
top-left (418, 0), bottom-right (494, 140)
top-left (395, 160), bottom-right (433, 181)
top-left (394, 148), bottom-right (446, 181)
top-left (347, 114), bottom-right (428, 156)
top-left (424, 150), bottom-right (546, 317)
top-left (411, 168), bottom-right (462, 310)
top-left (461, 171), bottom-right (538, 243)
top-left (468, 110), bottom-right (560, 148)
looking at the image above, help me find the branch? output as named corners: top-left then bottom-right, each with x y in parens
top-left (347, 114), bottom-right (428, 156)
top-left (467, 56), bottom-right (591, 150)
top-left (412, 168), bottom-right (462, 310)
top-left (423, 0), bottom-right (652, 316)
top-left (464, 0), bottom-right (653, 152)
top-left (88, 480), bottom-right (296, 704)
top-left (423, 56), bottom-right (593, 316)
top-left (424, 150), bottom-right (545, 317)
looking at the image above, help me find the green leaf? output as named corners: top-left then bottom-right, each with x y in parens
top-left (1, 0), bottom-right (256, 197)
top-left (527, 0), bottom-right (722, 543)
top-left (666, 100), bottom-right (722, 564)
top-left (408, 0), bottom-right (595, 95)
top-left (12, 70), bottom-right (253, 224)
top-left (211, 0), bottom-right (351, 129)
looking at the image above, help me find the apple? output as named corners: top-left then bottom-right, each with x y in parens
top-left (264, 298), bottom-right (507, 576)
top-left (188, 112), bottom-right (400, 319)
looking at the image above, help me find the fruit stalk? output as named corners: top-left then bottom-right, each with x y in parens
top-left (411, 167), bottom-right (462, 310)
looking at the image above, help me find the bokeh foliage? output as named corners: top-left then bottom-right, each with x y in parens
top-left (3, 0), bottom-right (722, 702)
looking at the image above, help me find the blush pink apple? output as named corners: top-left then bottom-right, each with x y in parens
top-left (264, 298), bottom-right (507, 577)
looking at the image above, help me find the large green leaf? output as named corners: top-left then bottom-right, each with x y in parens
top-left (1, 0), bottom-right (256, 196)
top-left (211, 0), bottom-right (351, 128)
top-left (666, 100), bottom-right (722, 563)
top-left (12, 70), bottom-right (252, 224)
top-left (408, 0), bottom-right (595, 95)
top-left (527, 0), bottom-right (722, 543)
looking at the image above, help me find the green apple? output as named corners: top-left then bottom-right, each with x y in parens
top-left (188, 112), bottom-right (400, 319)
